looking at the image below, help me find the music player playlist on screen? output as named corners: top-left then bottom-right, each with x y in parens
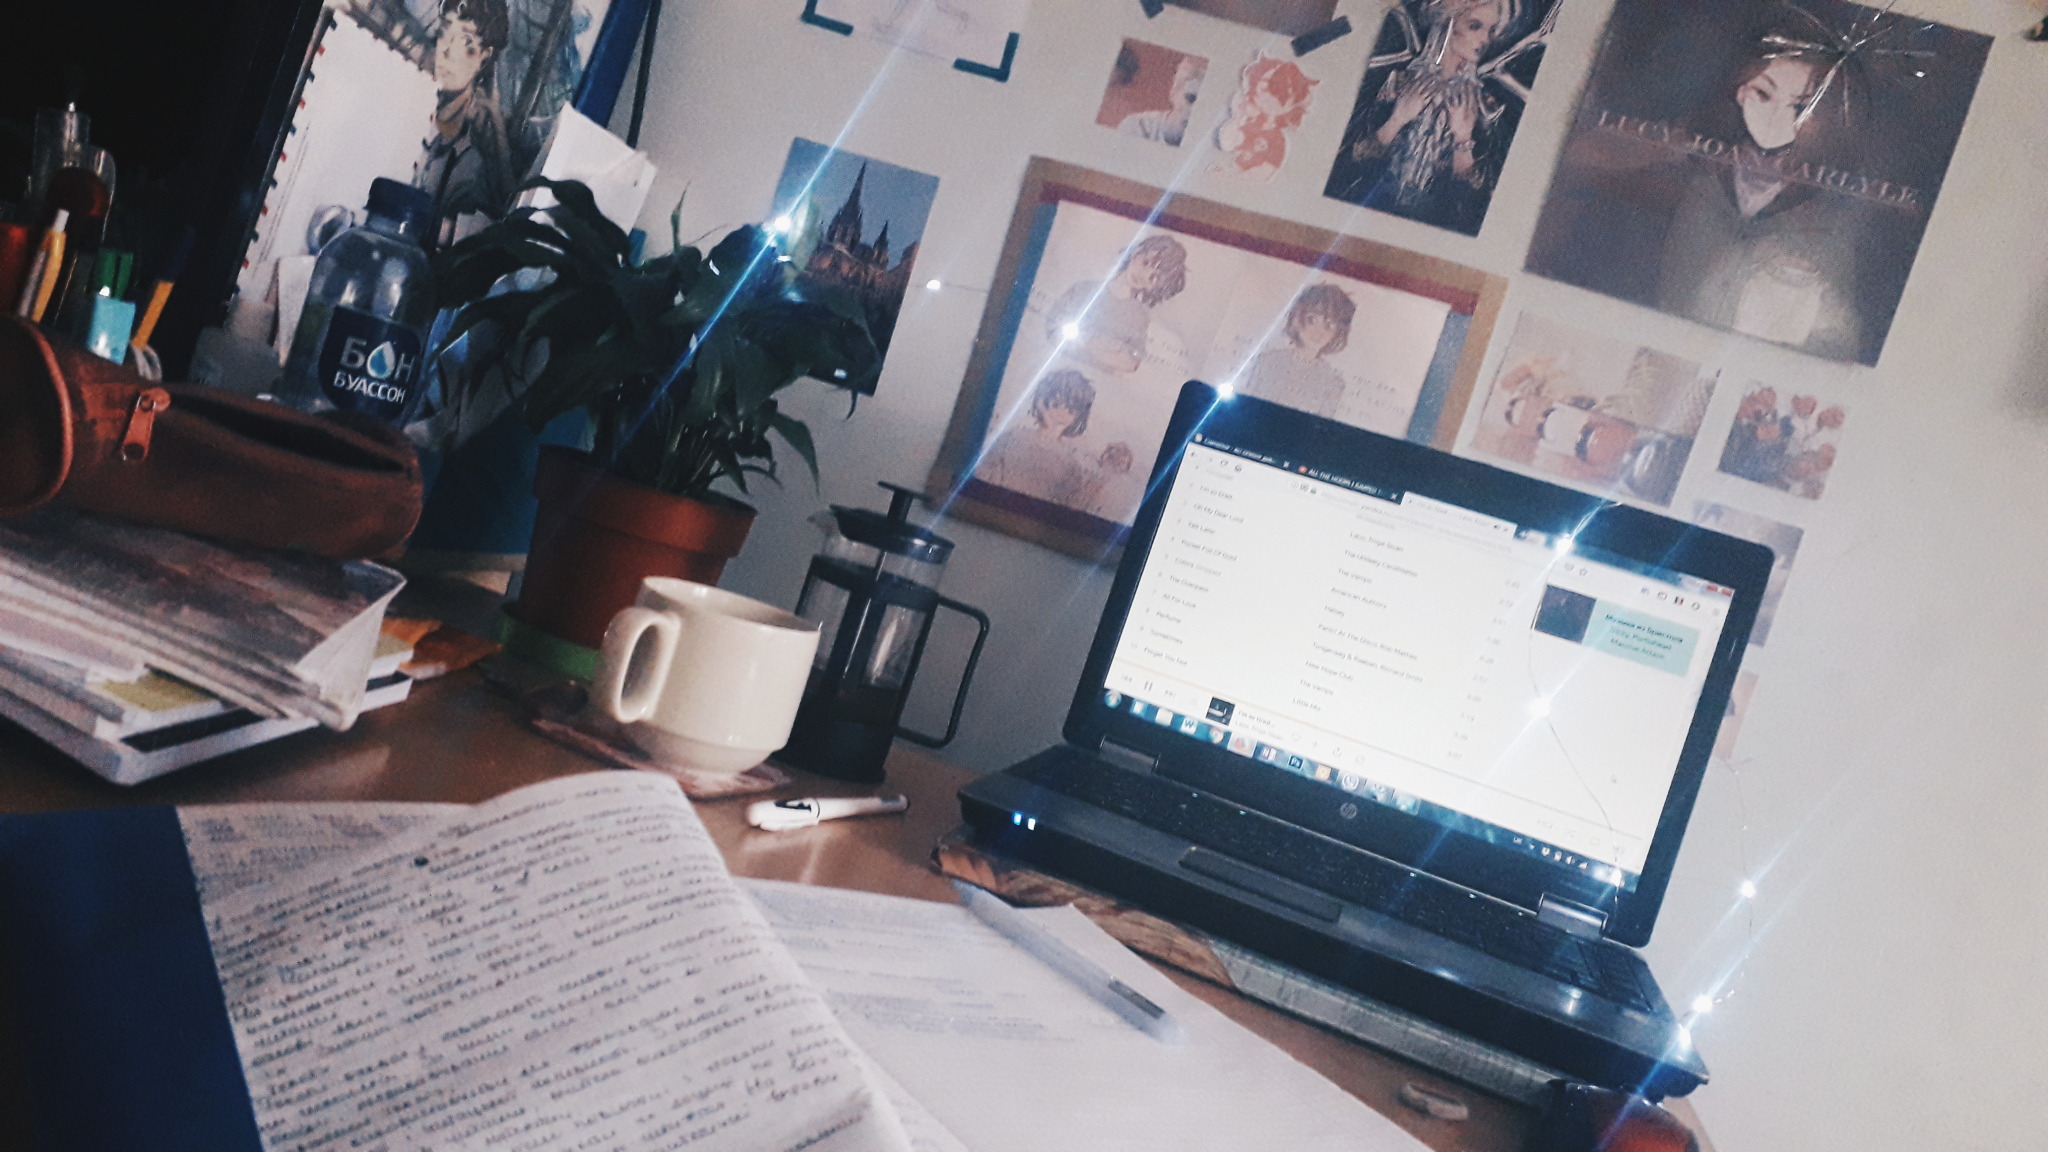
top-left (1102, 439), bottom-right (1731, 889)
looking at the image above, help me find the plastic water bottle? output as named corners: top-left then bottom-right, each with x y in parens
top-left (279, 178), bottom-right (435, 423)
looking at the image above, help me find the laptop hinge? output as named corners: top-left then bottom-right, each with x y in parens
top-left (1537, 894), bottom-right (1607, 940)
top-left (1098, 738), bottom-right (1159, 774)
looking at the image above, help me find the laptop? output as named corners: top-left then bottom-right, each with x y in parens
top-left (958, 382), bottom-right (1772, 1097)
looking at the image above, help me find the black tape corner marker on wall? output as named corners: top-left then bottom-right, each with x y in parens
top-left (1140, 0), bottom-right (1166, 18)
top-left (954, 32), bottom-right (1020, 81)
top-left (800, 0), bottom-right (854, 36)
top-left (1292, 15), bottom-right (1352, 56)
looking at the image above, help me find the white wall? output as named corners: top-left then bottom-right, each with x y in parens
top-left (626, 1), bottom-right (2048, 1147)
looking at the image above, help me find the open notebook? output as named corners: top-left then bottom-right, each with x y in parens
top-left (0, 774), bottom-right (1425, 1152)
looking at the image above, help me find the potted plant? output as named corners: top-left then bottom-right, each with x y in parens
top-left (429, 179), bottom-right (878, 668)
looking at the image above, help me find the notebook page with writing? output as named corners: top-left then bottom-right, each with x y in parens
top-left (745, 879), bottom-right (1431, 1152)
top-left (181, 797), bottom-right (968, 1152)
top-left (182, 774), bottom-right (912, 1152)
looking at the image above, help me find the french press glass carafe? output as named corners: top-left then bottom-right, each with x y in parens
top-left (780, 483), bottom-right (989, 783)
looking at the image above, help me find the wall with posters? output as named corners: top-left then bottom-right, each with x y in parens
top-left (622, 2), bottom-right (2048, 1150)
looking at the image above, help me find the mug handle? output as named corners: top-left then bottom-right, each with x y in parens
top-left (594, 607), bottom-right (683, 724)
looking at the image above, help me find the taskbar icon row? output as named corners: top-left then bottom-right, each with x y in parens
top-left (1103, 690), bottom-right (1418, 811)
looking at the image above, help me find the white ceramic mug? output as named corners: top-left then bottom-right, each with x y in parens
top-left (593, 577), bottom-right (821, 774)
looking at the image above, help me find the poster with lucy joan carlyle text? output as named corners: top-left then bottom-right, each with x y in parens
top-left (1525, 0), bottom-right (1989, 366)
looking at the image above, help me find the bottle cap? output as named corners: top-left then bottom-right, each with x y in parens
top-left (365, 178), bottom-right (435, 236)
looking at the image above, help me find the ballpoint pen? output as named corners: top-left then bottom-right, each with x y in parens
top-left (950, 878), bottom-right (1185, 1044)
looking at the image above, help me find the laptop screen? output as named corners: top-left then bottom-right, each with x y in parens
top-left (1067, 384), bottom-right (1770, 943)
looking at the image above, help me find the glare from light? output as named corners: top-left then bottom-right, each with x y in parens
top-left (1675, 1024), bottom-right (1693, 1049)
top-left (1215, 381), bottom-right (1236, 399)
top-left (1739, 879), bottom-right (1758, 899)
top-left (1555, 534), bottom-right (1576, 554)
top-left (1060, 322), bottom-right (1082, 341)
top-left (1690, 994), bottom-right (1714, 1016)
top-left (925, 278), bottom-right (943, 291)
top-left (770, 214), bottom-right (795, 235)
top-left (1526, 698), bottom-right (1551, 719)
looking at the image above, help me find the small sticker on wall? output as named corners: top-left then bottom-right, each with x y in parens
top-left (1716, 382), bottom-right (1847, 501)
top-left (1097, 39), bottom-right (1210, 148)
top-left (1210, 54), bottom-right (1318, 181)
top-left (1712, 669), bottom-right (1761, 762)
top-left (1692, 503), bottom-right (1802, 647)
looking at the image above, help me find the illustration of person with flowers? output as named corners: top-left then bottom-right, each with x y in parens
top-left (1718, 385), bottom-right (1846, 500)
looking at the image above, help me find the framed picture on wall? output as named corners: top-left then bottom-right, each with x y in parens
top-left (930, 157), bottom-right (1504, 560)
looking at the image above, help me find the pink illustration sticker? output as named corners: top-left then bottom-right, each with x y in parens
top-left (1211, 54), bottom-right (1318, 181)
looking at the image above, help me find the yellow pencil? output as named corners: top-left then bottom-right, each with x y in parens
top-left (130, 228), bottom-right (194, 351)
top-left (15, 209), bottom-right (68, 322)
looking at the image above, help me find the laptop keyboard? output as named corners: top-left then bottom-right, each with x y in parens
top-left (1010, 755), bottom-right (1661, 1014)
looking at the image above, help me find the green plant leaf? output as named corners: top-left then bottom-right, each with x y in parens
top-left (520, 178), bottom-right (632, 263)
top-left (767, 410), bottom-right (819, 486)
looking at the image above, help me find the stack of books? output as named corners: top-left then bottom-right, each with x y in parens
top-left (0, 508), bottom-right (411, 784)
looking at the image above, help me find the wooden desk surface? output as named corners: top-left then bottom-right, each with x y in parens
top-left (0, 666), bottom-right (1656, 1151)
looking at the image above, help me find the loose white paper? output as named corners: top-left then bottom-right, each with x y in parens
top-left (187, 775), bottom-right (911, 1152)
top-left (528, 106), bottom-right (659, 231)
top-left (745, 880), bottom-right (1430, 1152)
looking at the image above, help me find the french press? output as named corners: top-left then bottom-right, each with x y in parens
top-left (780, 483), bottom-right (990, 783)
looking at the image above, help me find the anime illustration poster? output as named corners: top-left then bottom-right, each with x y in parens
top-left (1096, 39), bottom-right (1210, 149)
top-left (934, 160), bottom-right (1504, 558)
top-left (1210, 55), bottom-right (1318, 181)
top-left (1324, 0), bottom-right (1560, 236)
top-left (1525, 0), bottom-right (1990, 366)
top-left (1165, 0), bottom-right (1338, 37)
top-left (1466, 312), bottom-right (1716, 508)
top-left (239, 0), bottom-right (613, 301)
top-left (766, 139), bottom-right (940, 392)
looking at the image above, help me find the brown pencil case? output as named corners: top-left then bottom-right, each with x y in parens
top-left (0, 317), bottom-right (422, 559)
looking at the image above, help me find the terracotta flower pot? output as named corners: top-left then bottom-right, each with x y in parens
top-left (509, 446), bottom-right (755, 652)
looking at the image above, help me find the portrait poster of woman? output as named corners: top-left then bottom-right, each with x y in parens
top-left (1524, 0), bottom-right (1990, 366)
top-left (1324, 0), bottom-right (1561, 236)
top-left (936, 160), bottom-right (1503, 558)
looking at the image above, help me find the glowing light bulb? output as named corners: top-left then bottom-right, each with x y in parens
top-left (1060, 322), bottom-right (1082, 341)
top-left (1739, 880), bottom-right (1758, 899)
